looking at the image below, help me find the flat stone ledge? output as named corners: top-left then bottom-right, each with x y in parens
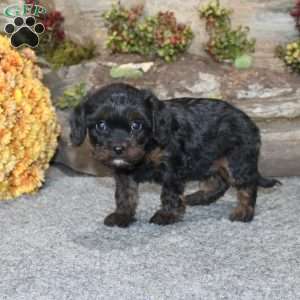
top-left (259, 120), bottom-right (300, 177)
top-left (231, 90), bottom-right (300, 120)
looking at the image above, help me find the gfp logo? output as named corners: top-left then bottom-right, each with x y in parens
top-left (3, 1), bottom-right (47, 48)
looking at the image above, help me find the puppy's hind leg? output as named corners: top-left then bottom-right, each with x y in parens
top-left (229, 185), bottom-right (257, 222)
top-left (104, 173), bottom-right (138, 228)
top-left (225, 149), bottom-right (259, 222)
top-left (186, 174), bottom-right (229, 206)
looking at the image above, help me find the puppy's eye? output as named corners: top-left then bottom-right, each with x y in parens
top-left (131, 121), bottom-right (143, 131)
top-left (95, 121), bottom-right (107, 132)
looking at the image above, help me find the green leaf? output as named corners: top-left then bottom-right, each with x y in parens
top-left (110, 66), bottom-right (144, 79)
top-left (56, 82), bottom-right (87, 110)
top-left (234, 54), bottom-right (253, 70)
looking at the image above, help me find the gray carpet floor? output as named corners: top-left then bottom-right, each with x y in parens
top-left (0, 165), bottom-right (299, 300)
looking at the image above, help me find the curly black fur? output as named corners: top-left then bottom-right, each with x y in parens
top-left (70, 83), bottom-right (280, 227)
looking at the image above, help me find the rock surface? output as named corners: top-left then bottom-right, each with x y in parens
top-left (0, 0), bottom-right (297, 70)
top-left (0, 2), bottom-right (298, 175)
top-left (43, 61), bottom-right (98, 100)
top-left (44, 55), bottom-right (300, 177)
top-left (259, 120), bottom-right (300, 177)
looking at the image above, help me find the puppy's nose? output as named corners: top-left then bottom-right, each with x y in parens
top-left (113, 146), bottom-right (124, 155)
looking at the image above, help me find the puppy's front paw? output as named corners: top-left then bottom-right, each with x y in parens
top-left (229, 206), bottom-right (254, 223)
top-left (104, 212), bottom-right (136, 228)
top-left (150, 210), bottom-right (182, 226)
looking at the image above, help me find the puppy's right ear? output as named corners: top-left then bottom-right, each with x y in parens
top-left (69, 103), bottom-right (87, 146)
top-left (142, 89), bottom-right (171, 146)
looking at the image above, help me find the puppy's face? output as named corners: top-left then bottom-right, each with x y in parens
top-left (88, 95), bottom-right (153, 168)
top-left (70, 84), bottom-right (161, 169)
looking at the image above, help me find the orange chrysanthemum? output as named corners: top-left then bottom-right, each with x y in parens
top-left (0, 36), bottom-right (60, 200)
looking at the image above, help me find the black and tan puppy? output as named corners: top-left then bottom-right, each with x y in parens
top-left (70, 83), bottom-right (280, 227)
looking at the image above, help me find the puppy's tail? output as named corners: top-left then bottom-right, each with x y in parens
top-left (258, 175), bottom-right (282, 188)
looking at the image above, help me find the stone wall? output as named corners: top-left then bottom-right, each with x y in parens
top-left (0, 0), bottom-right (297, 70)
top-left (1, 0), bottom-right (300, 176)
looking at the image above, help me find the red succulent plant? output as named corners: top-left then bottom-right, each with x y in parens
top-left (291, 0), bottom-right (300, 31)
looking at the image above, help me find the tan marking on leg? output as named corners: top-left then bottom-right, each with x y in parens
top-left (230, 186), bottom-right (256, 222)
top-left (199, 176), bottom-right (221, 193)
top-left (213, 157), bottom-right (234, 185)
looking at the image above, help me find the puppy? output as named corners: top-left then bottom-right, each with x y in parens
top-left (70, 83), bottom-right (280, 227)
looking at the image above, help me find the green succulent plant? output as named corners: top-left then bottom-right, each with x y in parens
top-left (104, 5), bottom-right (194, 62)
top-left (207, 26), bottom-right (255, 62)
top-left (31, 6), bottom-right (96, 69)
top-left (56, 82), bottom-right (87, 110)
top-left (276, 2), bottom-right (300, 74)
top-left (199, 0), bottom-right (232, 31)
top-left (46, 40), bottom-right (96, 70)
top-left (278, 41), bottom-right (300, 73)
top-left (200, 0), bottom-right (255, 64)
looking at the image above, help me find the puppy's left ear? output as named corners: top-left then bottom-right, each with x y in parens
top-left (69, 103), bottom-right (87, 146)
top-left (142, 89), bottom-right (171, 146)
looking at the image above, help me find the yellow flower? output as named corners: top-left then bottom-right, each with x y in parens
top-left (14, 89), bottom-right (23, 103)
top-left (0, 36), bottom-right (60, 200)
